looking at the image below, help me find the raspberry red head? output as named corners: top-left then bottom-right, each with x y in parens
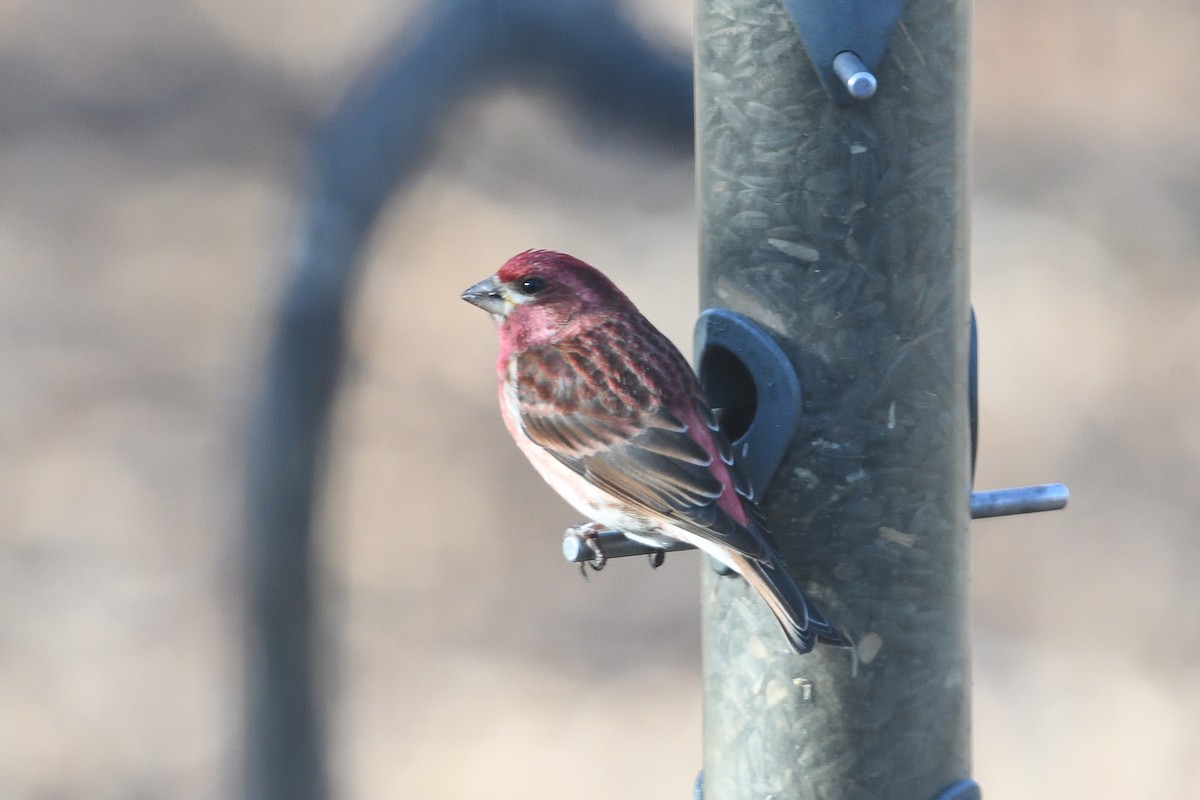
top-left (461, 249), bottom-right (636, 352)
top-left (496, 249), bottom-right (632, 307)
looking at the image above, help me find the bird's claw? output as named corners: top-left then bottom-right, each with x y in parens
top-left (567, 522), bottom-right (608, 576)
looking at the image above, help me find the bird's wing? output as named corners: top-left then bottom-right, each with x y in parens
top-left (515, 343), bottom-right (769, 560)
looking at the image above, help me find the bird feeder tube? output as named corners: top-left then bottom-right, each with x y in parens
top-left (695, 0), bottom-right (973, 797)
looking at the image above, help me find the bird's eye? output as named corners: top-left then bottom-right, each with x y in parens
top-left (517, 276), bottom-right (546, 295)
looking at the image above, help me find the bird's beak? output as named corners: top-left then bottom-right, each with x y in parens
top-left (460, 275), bottom-right (508, 316)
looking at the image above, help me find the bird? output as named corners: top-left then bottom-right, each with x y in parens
top-left (461, 249), bottom-right (846, 653)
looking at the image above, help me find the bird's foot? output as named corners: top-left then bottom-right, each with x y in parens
top-left (647, 551), bottom-right (665, 569)
top-left (566, 522), bottom-right (608, 575)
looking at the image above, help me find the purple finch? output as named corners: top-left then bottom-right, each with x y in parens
top-left (462, 250), bottom-right (845, 653)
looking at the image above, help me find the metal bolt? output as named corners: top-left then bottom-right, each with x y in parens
top-left (562, 484), bottom-right (1070, 564)
top-left (833, 51), bottom-right (877, 99)
top-left (969, 483), bottom-right (1069, 519)
top-left (562, 527), bottom-right (692, 562)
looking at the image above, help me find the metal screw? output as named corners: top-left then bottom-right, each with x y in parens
top-left (833, 51), bottom-right (877, 99)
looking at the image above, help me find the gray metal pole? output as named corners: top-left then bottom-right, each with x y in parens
top-left (696, 1), bottom-right (972, 798)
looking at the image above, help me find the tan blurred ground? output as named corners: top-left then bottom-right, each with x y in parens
top-left (1, 0), bottom-right (1198, 797)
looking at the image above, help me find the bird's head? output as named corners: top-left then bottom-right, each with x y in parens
top-left (461, 250), bottom-right (633, 350)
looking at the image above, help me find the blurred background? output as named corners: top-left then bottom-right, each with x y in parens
top-left (1, 0), bottom-right (1198, 797)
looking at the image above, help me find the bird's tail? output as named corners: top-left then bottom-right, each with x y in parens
top-left (732, 552), bottom-right (848, 654)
